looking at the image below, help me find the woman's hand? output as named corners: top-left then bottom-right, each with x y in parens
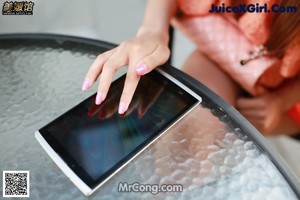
top-left (236, 92), bottom-right (284, 135)
top-left (82, 28), bottom-right (170, 114)
top-left (87, 74), bottom-right (164, 119)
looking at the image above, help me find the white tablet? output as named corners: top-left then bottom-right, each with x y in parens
top-left (35, 69), bottom-right (202, 196)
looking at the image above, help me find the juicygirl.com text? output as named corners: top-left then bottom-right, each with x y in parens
top-left (209, 3), bottom-right (297, 13)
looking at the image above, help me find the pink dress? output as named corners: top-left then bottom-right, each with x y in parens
top-left (175, 0), bottom-right (300, 126)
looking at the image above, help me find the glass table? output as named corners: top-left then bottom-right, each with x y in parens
top-left (0, 34), bottom-right (299, 200)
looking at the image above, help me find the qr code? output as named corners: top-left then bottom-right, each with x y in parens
top-left (3, 171), bottom-right (29, 198)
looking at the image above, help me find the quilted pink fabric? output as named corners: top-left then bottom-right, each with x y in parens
top-left (172, 14), bottom-right (283, 96)
top-left (175, 0), bottom-right (300, 124)
top-left (177, 0), bottom-right (275, 44)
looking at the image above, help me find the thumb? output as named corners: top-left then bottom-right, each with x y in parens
top-left (135, 45), bottom-right (170, 76)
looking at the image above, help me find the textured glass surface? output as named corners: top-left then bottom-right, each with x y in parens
top-left (0, 37), bottom-right (297, 200)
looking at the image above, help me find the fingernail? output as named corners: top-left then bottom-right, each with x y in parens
top-left (95, 92), bottom-right (103, 105)
top-left (136, 63), bottom-right (148, 76)
top-left (82, 78), bottom-right (91, 91)
top-left (118, 102), bottom-right (127, 114)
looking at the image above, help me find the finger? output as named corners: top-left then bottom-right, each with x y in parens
top-left (96, 48), bottom-right (128, 105)
top-left (135, 45), bottom-right (170, 76)
top-left (82, 49), bottom-right (115, 91)
top-left (117, 44), bottom-right (165, 114)
top-left (118, 68), bottom-right (140, 114)
top-left (238, 109), bottom-right (266, 119)
top-left (236, 97), bottom-right (264, 110)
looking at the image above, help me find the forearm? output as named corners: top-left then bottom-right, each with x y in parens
top-left (137, 0), bottom-right (178, 41)
top-left (276, 77), bottom-right (300, 112)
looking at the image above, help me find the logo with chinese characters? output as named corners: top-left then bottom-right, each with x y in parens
top-left (2, 1), bottom-right (34, 15)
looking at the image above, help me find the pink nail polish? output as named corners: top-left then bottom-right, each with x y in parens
top-left (136, 63), bottom-right (148, 76)
top-left (95, 92), bottom-right (103, 105)
top-left (82, 78), bottom-right (91, 91)
top-left (118, 102), bottom-right (127, 114)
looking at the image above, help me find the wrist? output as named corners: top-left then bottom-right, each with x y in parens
top-left (137, 26), bottom-right (170, 44)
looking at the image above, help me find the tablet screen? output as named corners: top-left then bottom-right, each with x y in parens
top-left (39, 70), bottom-right (198, 188)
